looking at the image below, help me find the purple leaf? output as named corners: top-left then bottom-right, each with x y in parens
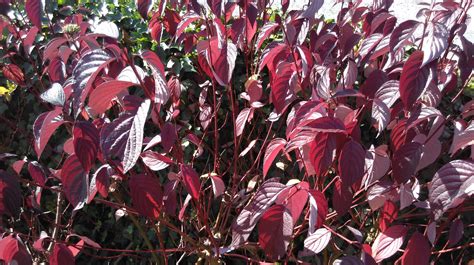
top-left (371, 225), bottom-right (407, 263)
top-left (255, 22), bottom-right (279, 51)
top-left (100, 98), bottom-right (150, 173)
top-left (180, 164), bottom-right (201, 200)
top-left (71, 49), bottom-right (113, 118)
top-left (0, 170), bottom-right (22, 217)
top-left (136, 0), bottom-right (152, 19)
top-left (210, 175), bottom-right (225, 198)
top-left (429, 160), bottom-right (474, 220)
top-left (401, 232), bottom-right (431, 265)
top-left (258, 205), bottom-right (294, 260)
top-left (399, 51), bottom-right (427, 109)
top-left (28, 161), bottom-right (46, 187)
top-left (141, 150), bottom-right (173, 171)
top-left (40, 83), bottom-right (65, 106)
top-left (389, 20), bottom-right (420, 53)
top-left (371, 98), bottom-right (390, 134)
top-left (448, 218), bottom-right (463, 247)
top-left (33, 108), bottom-right (64, 159)
top-left (263, 138), bottom-right (287, 178)
top-left (392, 142), bottom-right (423, 184)
top-left (309, 132), bottom-right (336, 176)
top-left (229, 179), bottom-right (287, 249)
top-left (375, 80), bottom-right (400, 108)
top-left (88, 80), bottom-right (136, 115)
top-left (421, 22), bottom-right (448, 67)
top-left (301, 0), bottom-right (324, 19)
top-left (61, 155), bottom-right (88, 210)
top-left (25, 0), bottom-right (42, 28)
top-left (450, 121), bottom-right (474, 155)
top-left (49, 243), bottom-right (74, 265)
top-left (73, 122), bottom-right (99, 172)
top-left (236, 107), bottom-right (251, 137)
top-left (339, 139), bottom-right (365, 187)
top-left (129, 174), bottom-right (163, 219)
top-left (301, 228), bottom-right (331, 256)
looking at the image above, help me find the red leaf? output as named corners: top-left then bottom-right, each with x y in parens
top-left (309, 132), bottom-right (336, 176)
top-left (136, 0), bottom-right (152, 19)
top-left (389, 20), bottom-right (420, 53)
top-left (429, 160), bottom-right (474, 220)
top-left (392, 142), bottom-right (422, 184)
top-left (28, 161), bottom-right (46, 187)
top-left (71, 49), bottom-right (113, 118)
top-left (176, 11), bottom-right (200, 38)
top-left (263, 138), bottom-right (287, 177)
top-left (236, 108), bottom-right (251, 136)
top-left (91, 164), bottom-right (113, 198)
top-left (332, 178), bottom-right (352, 217)
top-left (33, 108), bottom-right (64, 158)
top-left (25, 0), bottom-right (42, 28)
top-left (276, 181), bottom-right (309, 223)
top-left (378, 200), bottom-right (398, 232)
top-left (401, 232), bottom-right (430, 265)
top-left (180, 164), bottom-right (201, 200)
top-left (100, 98), bottom-right (151, 173)
top-left (0, 170), bottom-right (22, 217)
top-left (339, 139), bottom-right (365, 187)
top-left (371, 225), bottom-right (407, 263)
top-left (141, 150), bottom-right (173, 171)
top-left (230, 179), bottom-right (287, 249)
top-left (49, 243), bottom-right (74, 265)
top-left (129, 174), bottom-right (163, 219)
top-left (421, 22), bottom-right (448, 67)
top-left (210, 175), bottom-right (225, 198)
top-left (2, 64), bottom-right (25, 86)
top-left (308, 190), bottom-right (328, 232)
top-left (258, 205), bottom-right (293, 260)
top-left (255, 22), bottom-right (279, 51)
top-left (0, 235), bottom-right (32, 265)
top-left (271, 61), bottom-right (297, 113)
top-left (399, 51), bottom-right (427, 109)
top-left (61, 155), bottom-right (88, 210)
top-left (73, 122), bottom-right (99, 172)
top-left (448, 218), bottom-right (464, 247)
top-left (301, 228), bottom-right (331, 256)
top-left (88, 80), bottom-right (137, 115)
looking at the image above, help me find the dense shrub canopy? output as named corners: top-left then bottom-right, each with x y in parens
top-left (0, 0), bottom-right (473, 264)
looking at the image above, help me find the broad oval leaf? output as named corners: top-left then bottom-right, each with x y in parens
top-left (399, 51), bottom-right (427, 109)
top-left (40, 83), bottom-right (65, 106)
top-left (230, 179), bottom-right (287, 249)
top-left (421, 22), bottom-right (448, 67)
top-left (401, 232), bottom-right (430, 265)
top-left (33, 108), bottom-right (64, 159)
top-left (61, 155), bottom-right (88, 210)
top-left (308, 190), bottom-right (328, 234)
top-left (236, 108), bottom-right (251, 137)
top-left (73, 122), bottom-right (99, 172)
top-left (389, 20), bottom-right (420, 53)
top-left (429, 160), bottom-right (474, 220)
top-left (263, 138), bottom-right (287, 177)
top-left (25, 0), bottom-right (42, 29)
top-left (129, 174), bottom-right (163, 220)
top-left (49, 243), bottom-right (74, 265)
top-left (255, 22), bottom-right (279, 50)
top-left (258, 205), bottom-right (294, 260)
top-left (392, 142), bottom-right (422, 184)
top-left (0, 235), bottom-right (32, 265)
top-left (180, 164), bottom-right (201, 200)
top-left (339, 140), bottom-right (365, 187)
top-left (28, 161), bottom-right (46, 187)
top-left (301, 227), bottom-right (331, 256)
top-left (309, 132), bottom-right (336, 176)
top-left (0, 170), bottom-right (22, 217)
top-left (375, 80), bottom-right (399, 108)
top-left (141, 150), bottom-right (173, 171)
top-left (88, 80), bottom-right (136, 115)
top-left (371, 99), bottom-right (390, 134)
top-left (100, 98), bottom-right (150, 173)
top-left (371, 225), bottom-right (407, 263)
top-left (71, 49), bottom-right (113, 118)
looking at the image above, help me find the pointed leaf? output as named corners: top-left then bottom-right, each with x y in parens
top-left (371, 225), bottom-right (407, 263)
top-left (129, 174), bottom-right (163, 219)
top-left (301, 228), bottom-right (331, 256)
top-left (258, 205), bottom-right (294, 260)
top-left (61, 155), bottom-right (88, 210)
top-left (25, 0), bottom-right (42, 29)
top-left (180, 164), bottom-right (201, 200)
top-left (429, 160), bottom-right (474, 219)
top-left (392, 142), bottom-right (422, 184)
top-left (33, 108), bottom-right (64, 158)
top-left (399, 51), bottom-right (427, 109)
top-left (41, 83), bottom-right (65, 106)
top-left (73, 122), bottom-right (99, 172)
top-left (263, 138), bottom-right (287, 177)
top-left (339, 139), bottom-right (365, 187)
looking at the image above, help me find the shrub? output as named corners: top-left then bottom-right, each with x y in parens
top-left (0, 0), bottom-right (473, 264)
